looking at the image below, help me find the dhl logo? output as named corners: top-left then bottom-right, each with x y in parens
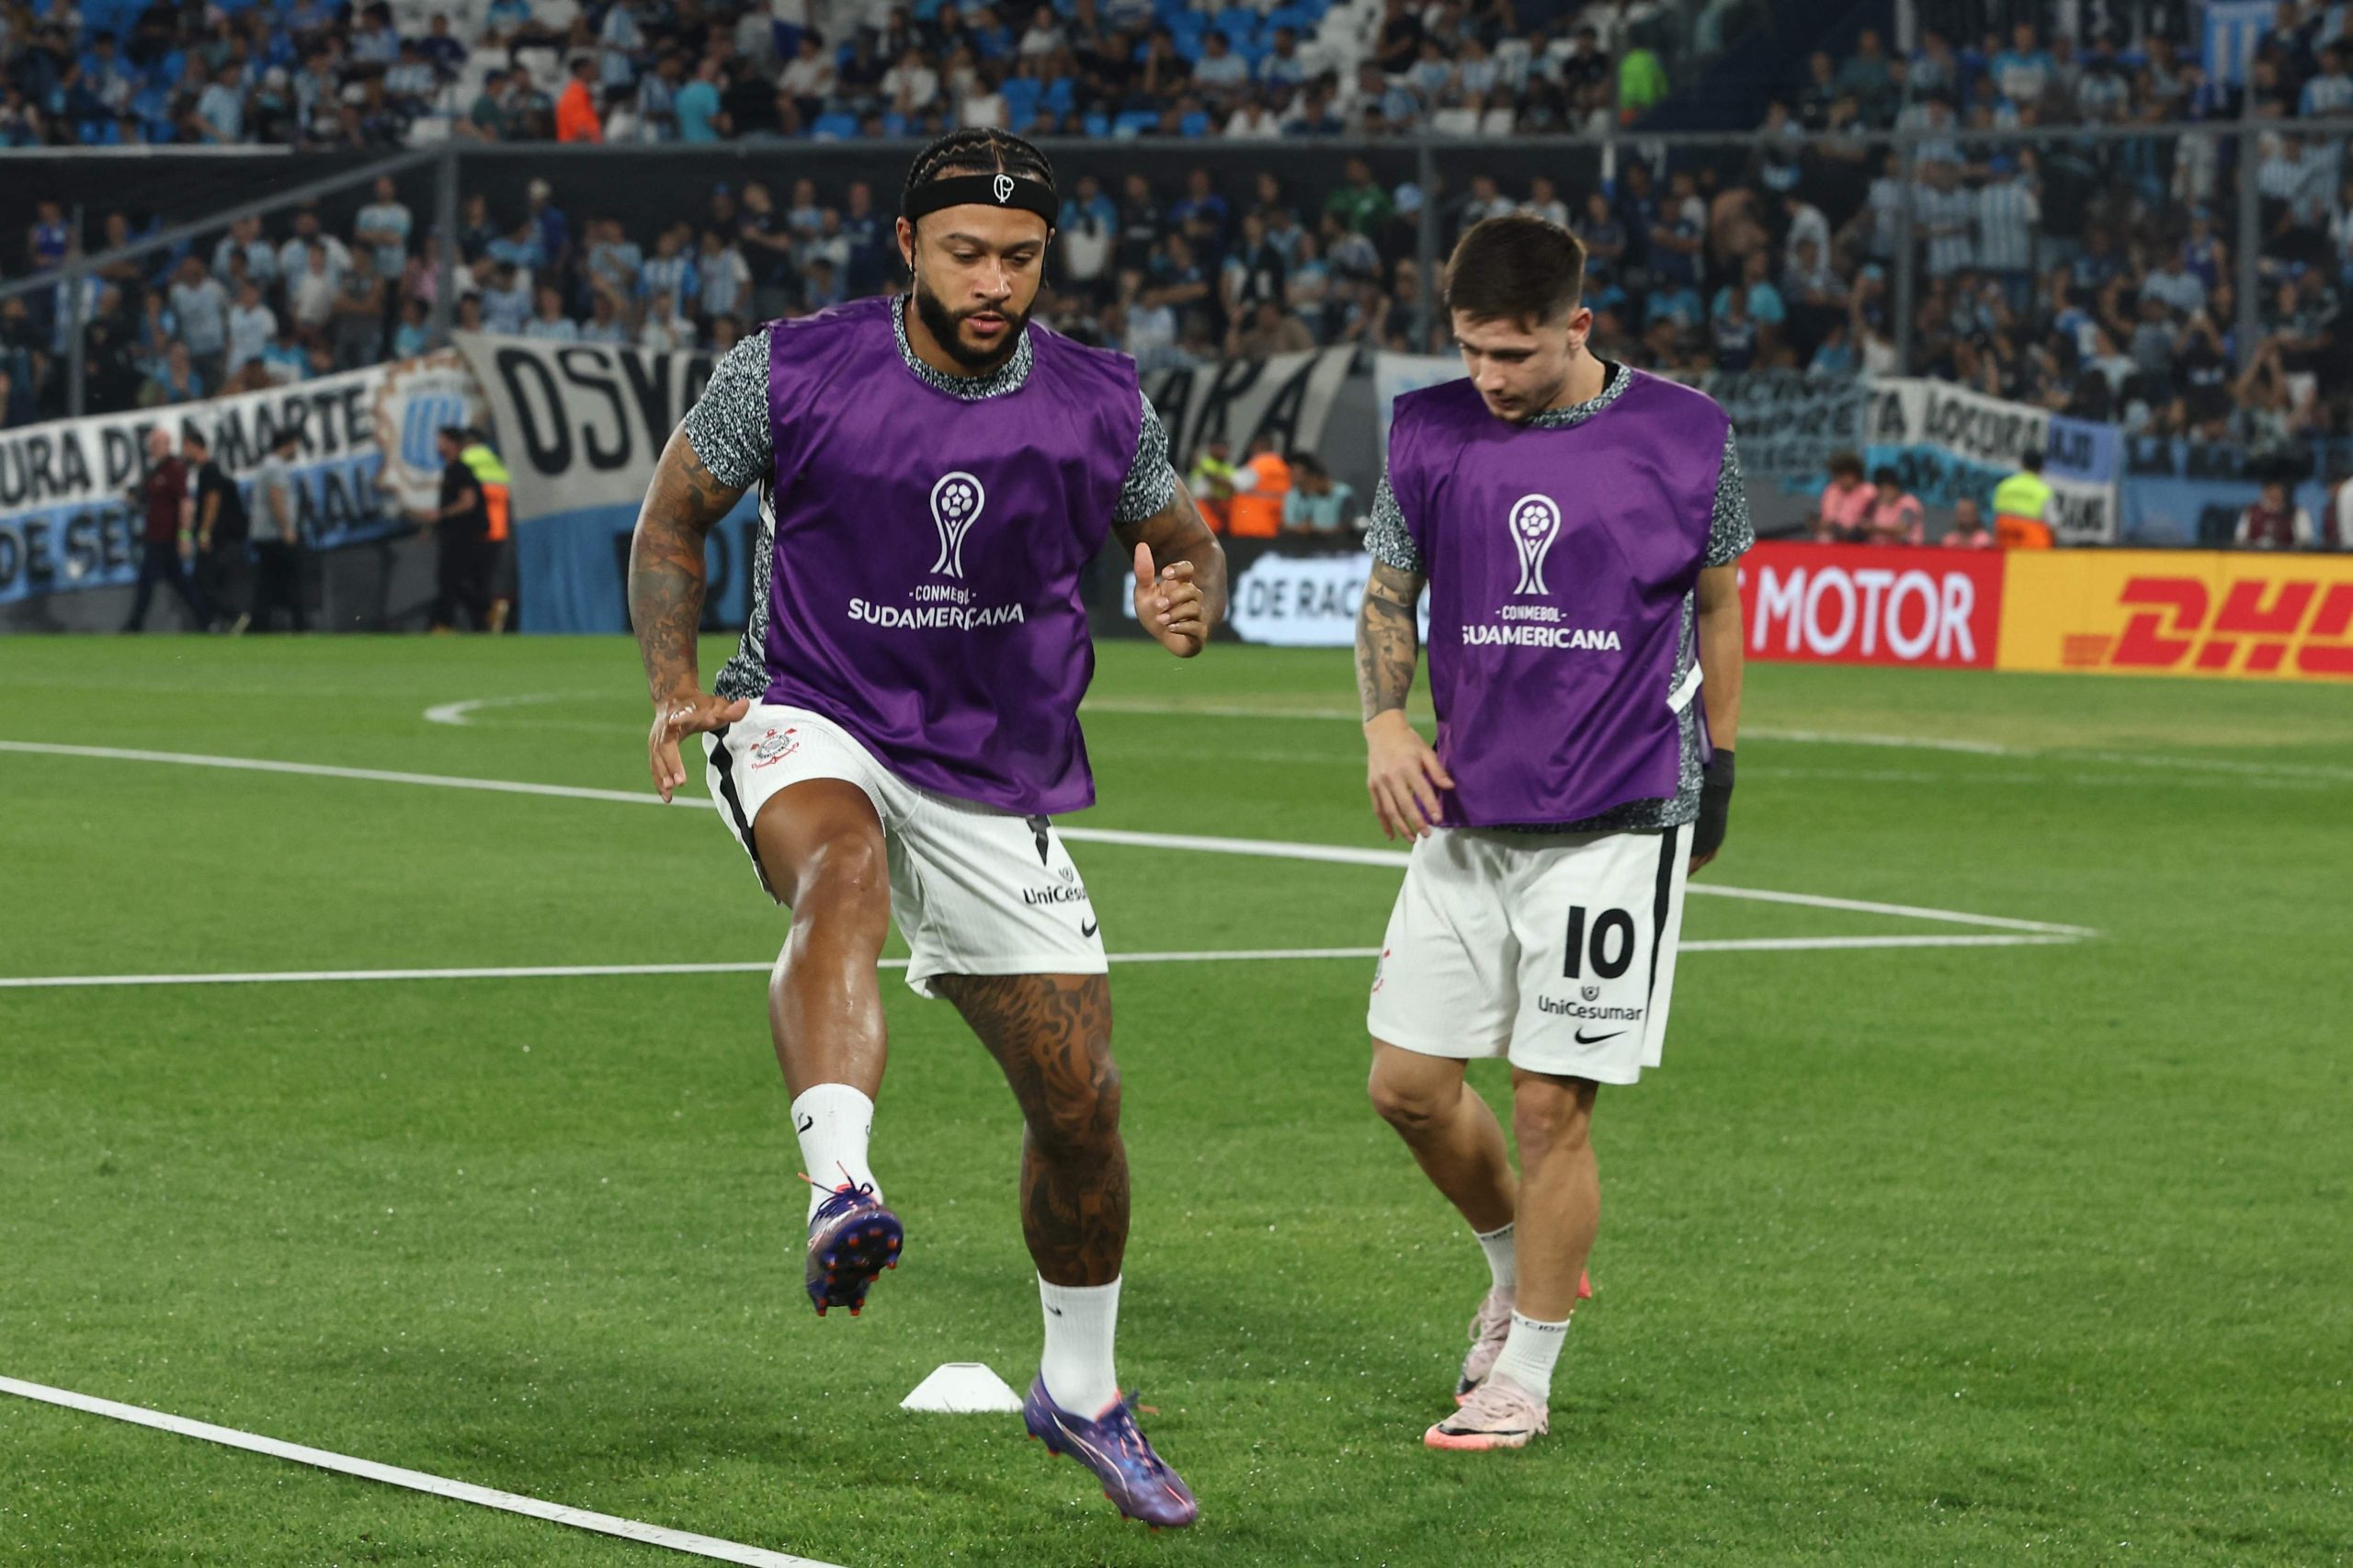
top-left (2063, 575), bottom-right (2353, 677)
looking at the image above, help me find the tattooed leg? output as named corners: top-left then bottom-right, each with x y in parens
top-left (935, 972), bottom-right (1127, 1287)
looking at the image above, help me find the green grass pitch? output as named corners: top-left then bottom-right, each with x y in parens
top-left (2, 636), bottom-right (2348, 1566)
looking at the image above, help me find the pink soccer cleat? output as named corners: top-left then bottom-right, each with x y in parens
top-left (1425, 1372), bottom-right (1550, 1452)
top-left (1457, 1287), bottom-right (1515, 1400)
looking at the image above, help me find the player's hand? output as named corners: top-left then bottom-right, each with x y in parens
top-left (1364, 710), bottom-right (1452, 840)
top-left (647, 689), bottom-right (750, 802)
top-left (1134, 543), bottom-right (1206, 658)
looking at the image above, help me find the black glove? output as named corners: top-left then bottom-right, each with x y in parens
top-left (1693, 749), bottom-right (1734, 862)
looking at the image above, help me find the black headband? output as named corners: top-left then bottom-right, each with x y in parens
top-left (902, 173), bottom-right (1058, 226)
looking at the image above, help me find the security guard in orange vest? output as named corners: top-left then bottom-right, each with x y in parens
top-left (1224, 434), bottom-right (1292, 539)
top-left (458, 428), bottom-right (516, 631)
top-left (1992, 449), bottom-right (2057, 549)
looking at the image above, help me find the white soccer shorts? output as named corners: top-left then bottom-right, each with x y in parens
top-left (1366, 823), bottom-right (1691, 1084)
top-left (703, 703), bottom-right (1106, 998)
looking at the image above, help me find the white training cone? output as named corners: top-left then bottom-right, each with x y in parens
top-left (900, 1363), bottom-right (1023, 1414)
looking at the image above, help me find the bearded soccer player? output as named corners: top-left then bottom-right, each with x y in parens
top-left (1355, 215), bottom-right (1749, 1451)
top-left (627, 130), bottom-right (1224, 1526)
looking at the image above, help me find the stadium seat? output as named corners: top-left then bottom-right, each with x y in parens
top-left (1178, 108), bottom-right (1210, 135)
top-left (1112, 108), bottom-right (1159, 136)
top-left (1082, 110), bottom-right (1110, 135)
top-left (1002, 76), bottom-right (1042, 128)
top-left (810, 111), bottom-right (859, 139)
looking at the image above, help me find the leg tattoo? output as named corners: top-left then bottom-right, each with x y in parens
top-left (938, 972), bottom-right (1129, 1286)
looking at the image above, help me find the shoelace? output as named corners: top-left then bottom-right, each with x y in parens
top-left (1099, 1394), bottom-right (1166, 1477)
top-left (799, 1166), bottom-right (877, 1227)
top-left (1454, 1379), bottom-right (1537, 1429)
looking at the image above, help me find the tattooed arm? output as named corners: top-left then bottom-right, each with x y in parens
top-left (1357, 558), bottom-right (1452, 840)
top-left (630, 427), bottom-right (752, 801)
top-left (1112, 476), bottom-right (1226, 657)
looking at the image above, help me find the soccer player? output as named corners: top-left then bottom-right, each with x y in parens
top-left (1354, 215), bottom-right (1748, 1451)
top-left (627, 130), bottom-right (1223, 1528)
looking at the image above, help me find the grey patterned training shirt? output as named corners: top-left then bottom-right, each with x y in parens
top-left (681, 303), bottom-right (1179, 702)
top-left (1364, 362), bottom-right (1754, 833)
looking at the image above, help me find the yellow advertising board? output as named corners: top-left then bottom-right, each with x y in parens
top-left (1996, 551), bottom-right (2353, 681)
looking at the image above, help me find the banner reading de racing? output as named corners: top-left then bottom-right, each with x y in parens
top-left (0, 353), bottom-right (472, 608)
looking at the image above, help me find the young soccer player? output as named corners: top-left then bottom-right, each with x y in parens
top-left (1355, 214), bottom-right (1749, 1450)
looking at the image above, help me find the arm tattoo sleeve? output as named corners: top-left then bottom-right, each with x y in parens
top-left (1113, 475), bottom-right (1228, 630)
top-left (628, 428), bottom-right (748, 705)
top-left (1356, 558), bottom-right (1427, 722)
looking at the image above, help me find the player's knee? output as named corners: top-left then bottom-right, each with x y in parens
top-left (1511, 1079), bottom-right (1594, 1159)
top-left (1368, 1057), bottom-right (1455, 1137)
top-left (1029, 1063), bottom-right (1122, 1162)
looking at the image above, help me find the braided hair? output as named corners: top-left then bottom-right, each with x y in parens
top-left (901, 128), bottom-right (1058, 229)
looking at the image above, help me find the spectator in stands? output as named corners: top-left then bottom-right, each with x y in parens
top-left (392, 297), bottom-right (433, 358)
top-left (526, 287), bottom-right (581, 340)
top-left (569, 51), bottom-right (616, 141)
top-left (1943, 496), bottom-right (1995, 549)
top-left (2235, 479), bottom-right (2315, 549)
top-left (324, 255), bottom-right (381, 369)
top-left (1279, 451), bottom-right (1356, 537)
top-left (1227, 299), bottom-right (1312, 358)
top-left (480, 260), bottom-right (533, 334)
top-left (1864, 466), bottom-right (1926, 546)
top-left (1812, 450), bottom-right (1872, 542)
top-left (167, 256), bottom-right (232, 392)
top-left (141, 341), bottom-right (205, 407)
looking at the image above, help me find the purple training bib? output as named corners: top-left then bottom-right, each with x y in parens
top-left (758, 296), bottom-right (1142, 813)
top-left (1389, 369), bottom-right (1727, 827)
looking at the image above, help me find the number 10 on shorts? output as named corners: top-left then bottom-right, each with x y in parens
top-left (1563, 905), bottom-right (1637, 981)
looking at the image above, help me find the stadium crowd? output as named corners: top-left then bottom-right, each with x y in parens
top-left (4, 6), bottom-right (2353, 469)
top-left (0, 0), bottom-right (1681, 150)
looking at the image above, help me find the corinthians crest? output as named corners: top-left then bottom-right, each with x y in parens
top-left (1507, 493), bottom-right (1563, 596)
top-left (928, 471), bottom-right (984, 577)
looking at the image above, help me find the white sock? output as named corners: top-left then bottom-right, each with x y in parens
top-left (1488, 1312), bottom-right (1570, 1401)
top-left (1038, 1275), bottom-right (1121, 1415)
top-left (1474, 1221), bottom-right (1518, 1296)
top-left (791, 1084), bottom-right (878, 1221)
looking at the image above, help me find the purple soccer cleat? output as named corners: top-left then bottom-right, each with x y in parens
top-left (1021, 1378), bottom-right (1199, 1529)
top-left (802, 1177), bottom-right (902, 1318)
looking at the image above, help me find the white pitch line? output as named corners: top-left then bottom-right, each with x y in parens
top-left (0, 1374), bottom-right (841, 1568)
top-left (422, 693), bottom-right (583, 727)
top-left (1689, 884), bottom-right (2096, 937)
top-left (0, 740), bottom-right (665, 807)
top-left (0, 935), bottom-right (2099, 992)
top-left (1680, 933), bottom-right (2078, 953)
top-left (0, 949), bottom-right (1386, 990)
top-left (1079, 702), bottom-right (2352, 782)
top-left (0, 739), bottom-right (2095, 938)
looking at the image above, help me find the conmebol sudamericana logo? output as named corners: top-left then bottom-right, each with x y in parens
top-left (929, 472), bottom-right (984, 578)
top-left (1508, 494), bottom-right (1563, 596)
